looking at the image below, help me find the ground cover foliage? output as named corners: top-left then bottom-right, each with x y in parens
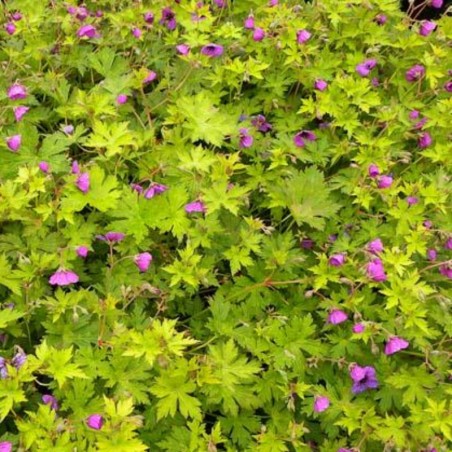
top-left (0, 0), bottom-right (451, 451)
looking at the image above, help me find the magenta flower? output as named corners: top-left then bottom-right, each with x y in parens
top-left (314, 79), bottom-right (328, 91)
top-left (377, 175), bottom-right (393, 189)
top-left (143, 12), bottom-right (154, 24)
top-left (143, 70), bottom-right (157, 84)
top-left (185, 201), bottom-right (206, 214)
top-left (253, 27), bottom-right (265, 42)
top-left (385, 336), bottom-right (409, 355)
top-left (71, 160), bottom-right (80, 174)
top-left (132, 27), bottom-right (142, 39)
top-left (423, 220), bottom-right (433, 229)
top-left (405, 64), bottom-right (425, 82)
top-left (6, 135), bottom-right (22, 152)
top-left (160, 7), bottom-right (177, 30)
top-left (427, 249), bottom-right (437, 261)
top-left (131, 183), bottom-right (144, 194)
top-left (445, 238), bottom-right (452, 250)
top-left (86, 414), bottom-right (104, 430)
top-left (213, 0), bottom-right (226, 7)
top-left (367, 238), bottom-right (383, 254)
top-left (49, 270), bottom-right (79, 286)
top-left (406, 196), bottom-right (418, 205)
top-left (63, 124), bottom-right (75, 135)
top-left (353, 323), bottom-right (365, 334)
top-left (293, 130), bottom-right (316, 148)
top-left (76, 172), bottom-right (90, 193)
top-left (439, 264), bottom-right (452, 279)
top-left (7, 83), bottom-right (27, 100)
top-left (328, 253), bottom-right (345, 267)
top-left (251, 114), bottom-right (272, 133)
top-left (5, 23), bottom-right (16, 35)
top-left (368, 164), bottom-right (380, 178)
top-left (350, 364), bottom-right (378, 393)
top-left (42, 394), bottom-right (59, 410)
top-left (239, 128), bottom-right (253, 148)
top-left (0, 442), bottom-right (12, 452)
top-left (144, 182), bottom-right (168, 199)
top-left (431, 0), bottom-right (443, 7)
top-left (418, 132), bottom-right (432, 148)
top-left (13, 105), bottom-right (29, 121)
top-left (296, 29), bottom-right (311, 44)
top-left (201, 44), bottom-right (224, 57)
top-left (375, 14), bottom-right (387, 25)
top-left (75, 6), bottom-right (89, 21)
top-left (445, 81), bottom-right (452, 92)
top-left (116, 94), bottom-right (128, 105)
top-left (244, 15), bottom-right (255, 29)
top-left (11, 12), bottom-right (23, 21)
top-left (77, 24), bottom-right (100, 39)
top-left (96, 232), bottom-right (125, 243)
top-left (413, 117), bottom-right (427, 130)
top-left (76, 246), bottom-right (89, 259)
top-left (38, 161), bottom-right (50, 174)
top-left (420, 21), bottom-right (436, 37)
top-left (134, 252), bottom-right (153, 272)
top-left (269, 0), bottom-right (278, 5)
top-left (328, 309), bottom-right (348, 325)
top-left (356, 59), bottom-right (377, 77)
top-left (313, 396), bottom-right (330, 413)
top-left (371, 77), bottom-right (380, 87)
top-left (176, 44), bottom-right (190, 55)
top-left (409, 110), bottom-right (420, 120)
top-left (366, 258), bottom-right (387, 282)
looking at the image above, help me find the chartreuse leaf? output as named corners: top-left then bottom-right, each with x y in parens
top-left (0, 307), bottom-right (25, 329)
top-left (0, 378), bottom-right (27, 421)
top-left (85, 121), bottom-right (137, 157)
top-left (0, 254), bottom-right (23, 295)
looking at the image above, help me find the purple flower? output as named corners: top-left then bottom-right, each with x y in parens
top-left (253, 27), bottom-right (265, 42)
top-left (375, 14), bottom-right (387, 25)
top-left (63, 124), bottom-right (75, 135)
top-left (356, 59), bottom-right (377, 77)
top-left (371, 77), bottom-right (380, 87)
top-left (6, 135), bottom-right (22, 152)
top-left (427, 249), bottom-right (437, 261)
top-left (201, 44), bottom-right (224, 58)
top-left (353, 323), bottom-right (365, 334)
top-left (176, 44), bottom-right (190, 55)
top-left (405, 64), bottom-right (425, 82)
top-left (251, 115), bottom-right (272, 133)
top-left (132, 27), bottom-right (142, 39)
top-left (338, 449), bottom-right (352, 452)
top-left (143, 12), bottom-right (154, 24)
top-left (185, 201), bottom-right (206, 214)
top-left (377, 175), bottom-right (393, 189)
top-left (409, 110), bottom-right (420, 120)
top-left (366, 258), bottom-right (387, 282)
top-left (384, 336), bottom-right (409, 355)
top-left (49, 270), bottom-right (79, 286)
top-left (269, 0), bottom-right (278, 6)
top-left (144, 183), bottom-right (168, 199)
top-left (131, 183), bottom-right (144, 194)
top-left (445, 238), bottom-right (452, 250)
top-left (293, 130), bottom-right (316, 148)
top-left (116, 94), bottom-right (128, 105)
top-left (328, 253), bottom-right (345, 267)
top-left (420, 21), bottom-right (436, 37)
top-left (71, 160), bottom-right (80, 174)
top-left (239, 128), bottom-right (253, 148)
top-left (38, 161), bottom-right (50, 174)
top-left (350, 364), bottom-right (378, 394)
top-left (86, 414), bottom-right (104, 430)
top-left (423, 220), bottom-right (433, 229)
top-left (431, 0), bottom-right (443, 8)
top-left (444, 81), bottom-right (452, 92)
top-left (439, 264), bottom-right (452, 279)
top-left (5, 23), bottom-right (16, 35)
top-left (77, 24), bottom-right (100, 39)
top-left (76, 246), bottom-right (89, 259)
top-left (11, 12), bottom-right (23, 21)
top-left (42, 394), bottom-right (59, 410)
top-left (296, 29), bottom-right (311, 44)
top-left (160, 7), bottom-right (177, 31)
top-left (213, 0), bottom-right (226, 7)
top-left (406, 196), bottom-right (418, 205)
top-left (418, 132), bottom-right (432, 148)
top-left (12, 351), bottom-right (26, 369)
top-left (314, 79), bottom-right (328, 91)
top-left (97, 232), bottom-right (125, 243)
top-left (0, 442), bottom-right (12, 452)
top-left (13, 105), bottom-right (29, 121)
top-left (76, 172), bottom-right (90, 193)
top-left (368, 164), bottom-right (380, 178)
top-left (7, 83), bottom-right (27, 100)
top-left (367, 238), bottom-right (383, 254)
top-left (244, 15), bottom-right (255, 29)
top-left (301, 238), bottom-right (314, 249)
top-left (143, 70), bottom-right (157, 84)
top-left (328, 309), bottom-right (348, 325)
top-left (134, 252), bottom-right (153, 272)
top-left (313, 396), bottom-right (330, 412)
top-left (413, 117), bottom-right (427, 130)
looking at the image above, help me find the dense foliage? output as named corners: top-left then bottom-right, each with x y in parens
top-left (0, 0), bottom-right (451, 451)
